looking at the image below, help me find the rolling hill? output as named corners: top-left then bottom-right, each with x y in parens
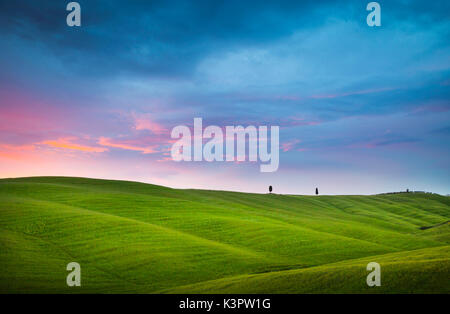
top-left (0, 177), bottom-right (449, 293)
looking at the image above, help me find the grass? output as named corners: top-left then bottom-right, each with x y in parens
top-left (0, 176), bottom-right (448, 293)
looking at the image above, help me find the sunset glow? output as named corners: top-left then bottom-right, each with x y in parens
top-left (0, 1), bottom-right (449, 194)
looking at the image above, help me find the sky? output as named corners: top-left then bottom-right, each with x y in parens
top-left (0, 0), bottom-right (449, 195)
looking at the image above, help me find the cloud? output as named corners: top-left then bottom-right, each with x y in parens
top-left (98, 137), bottom-right (158, 154)
top-left (41, 137), bottom-right (108, 153)
top-left (281, 139), bottom-right (301, 152)
top-left (310, 87), bottom-right (398, 100)
top-left (0, 0), bottom-right (341, 79)
top-left (0, 0), bottom-right (449, 194)
top-left (348, 136), bottom-right (420, 149)
top-left (132, 113), bottom-right (167, 134)
top-left (0, 143), bottom-right (36, 160)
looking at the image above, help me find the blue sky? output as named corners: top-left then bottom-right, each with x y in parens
top-left (0, 0), bottom-right (449, 194)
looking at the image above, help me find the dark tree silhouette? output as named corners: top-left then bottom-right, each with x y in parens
top-left (269, 186), bottom-right (273, 193)
top-left (406, 189), bottom-right (409, 193)
top-left (315, 187), bottom-right (319, 195)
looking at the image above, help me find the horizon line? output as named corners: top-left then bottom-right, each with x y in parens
top-left (1, 175), bottom-right (447, 197)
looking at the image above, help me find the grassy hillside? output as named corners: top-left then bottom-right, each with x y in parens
top-left (0, 177), bottom-right (449, 293)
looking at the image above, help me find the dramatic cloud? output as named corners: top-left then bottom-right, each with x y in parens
top-left (0, 0), bottom-right (449, 194)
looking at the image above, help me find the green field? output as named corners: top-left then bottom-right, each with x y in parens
top-left (0, 177), bottom-right (449, 293)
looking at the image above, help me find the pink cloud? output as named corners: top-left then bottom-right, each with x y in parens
top-left (156, 156), bottom-right (173, 162)
top-left (41, 137), bottom-right (109, 153)
top-left (132, 113), bottom-right (167, 134)
top-left (281, 139), bottom-right (301, 152)
top-left (98, 137), bottom-right (158, 154)
top-left (0, 143), bottom-right (36, 160)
